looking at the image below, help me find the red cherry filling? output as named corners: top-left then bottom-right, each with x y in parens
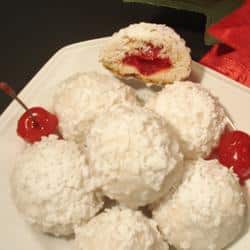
top-left (218, 130), bottom-right (250, 184)
top-left (17, 107), bottom-right (58, 143)
top-left (122, 43), bottom-right (172, 76)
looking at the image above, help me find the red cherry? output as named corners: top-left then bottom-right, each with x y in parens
top-left (17, 107), bottom-right (58, 143)
top-left (0, 82), bottom-right (59, 143)
top-left (218, 130), bottom-right (250, 183)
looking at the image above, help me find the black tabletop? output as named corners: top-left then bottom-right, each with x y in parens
top-left (0, 3), bottom-right (210, 114)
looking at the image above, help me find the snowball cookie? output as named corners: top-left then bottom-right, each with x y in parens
top-left (53, 72), bottom-right (137, 144)
top-left (153, 159), bottom-right (246, 250)
top-left (10, 135), bottom-right (103, 236)
top-left (86, 104), bottom-right (184, 208)
top-left (100, 22), bottom-right (191, 85)
top-left (74, 207), bottom-right (169, 250)
top-left (147, 81), bottom-right (227, 159)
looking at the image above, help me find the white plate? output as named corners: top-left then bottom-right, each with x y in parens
top-left (0, 37), bottom-right (250, 250)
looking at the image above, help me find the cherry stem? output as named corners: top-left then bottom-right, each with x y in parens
top-left (0, 82), bottom-right (38, 125)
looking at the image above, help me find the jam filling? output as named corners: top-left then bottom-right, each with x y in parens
top-left (122, 43), bottom-right (172, 76)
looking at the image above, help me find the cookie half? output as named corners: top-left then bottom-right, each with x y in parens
top-left (100, 22), bottom-right (191, 85)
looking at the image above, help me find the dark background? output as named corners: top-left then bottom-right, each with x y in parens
top-left (0, 2), bottom-right (209, 114)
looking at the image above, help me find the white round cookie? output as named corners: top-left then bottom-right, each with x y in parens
top-left (147, 81), bottom-right (227, 159)
top-left (74, 207), bottom-right (169, 250)
top-left (153, 159), bottom-right (246, 250)
top-left (86, 104), bottom-right (184, 208)
top-left (53, 72), bottom-right (137, 144)
top-left (10, 135), bottom-right (103, 236)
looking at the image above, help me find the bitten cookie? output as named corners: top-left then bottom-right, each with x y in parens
top-left (100, 22), bottom-right (191, 85)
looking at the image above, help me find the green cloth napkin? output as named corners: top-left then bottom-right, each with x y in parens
top-left (124, 0), bottom-right (244, 45)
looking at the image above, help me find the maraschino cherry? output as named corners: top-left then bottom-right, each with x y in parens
top-left (218, 130), bottom-right (250, 184)
top-left (0, 82), bottom-right (59, 143)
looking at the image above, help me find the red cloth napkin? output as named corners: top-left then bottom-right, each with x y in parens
top-left (200, 0), bottom-right (250, 87)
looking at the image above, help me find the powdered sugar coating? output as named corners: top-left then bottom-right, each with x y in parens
top-left (147, 81), bottom-right (227, 159)
top-left (74, 207), bottom-right (169, 250)
top-left (10, 135), bottom-right (103, 236)
top-left (153, 159), bottom-right (246, 250)
top-left (53, 72), bottom-right (137, 144)
top-left (100, 22), bottom-right (191, 85)
top-left (86, 104), bottom-right (184, 208)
